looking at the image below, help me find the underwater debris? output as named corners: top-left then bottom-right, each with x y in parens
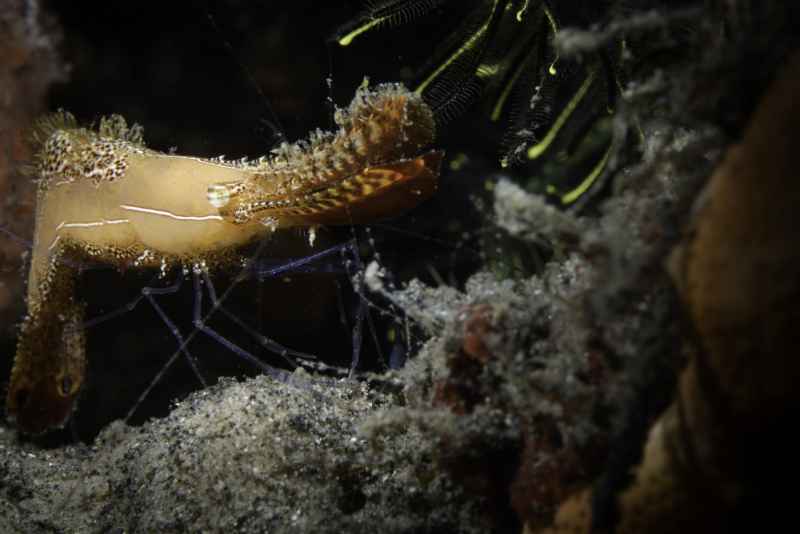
top-left (493, 178), bottom-right (582, 247)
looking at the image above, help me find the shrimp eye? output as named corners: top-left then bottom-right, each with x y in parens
top-left (58, 376), bottom-right (74, 397)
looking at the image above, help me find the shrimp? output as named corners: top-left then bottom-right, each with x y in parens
top-left (6, 83), bottom-right (442, 434)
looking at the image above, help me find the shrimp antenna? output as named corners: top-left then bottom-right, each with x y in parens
top-left (197, 2), bottom-right (287, 145)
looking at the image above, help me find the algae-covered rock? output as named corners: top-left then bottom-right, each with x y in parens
top-left (1, 371), bottom-right (486, 533)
